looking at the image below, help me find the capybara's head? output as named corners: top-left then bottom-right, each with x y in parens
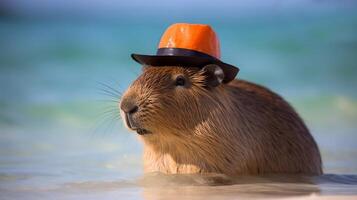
top-left (120, 65), bottom-right (225, 139)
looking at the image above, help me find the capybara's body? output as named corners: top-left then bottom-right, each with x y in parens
top-left (120, 66), bottom-right (323, 176)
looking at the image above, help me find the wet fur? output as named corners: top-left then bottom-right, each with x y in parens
top-left (121, 66), bottom-right (323, 175)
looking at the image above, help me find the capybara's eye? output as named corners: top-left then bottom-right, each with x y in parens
top-left (175, 75), bottom-right (186, 87)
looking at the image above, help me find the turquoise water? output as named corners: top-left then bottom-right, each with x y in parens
top-left (1, 7), bottom-right (357, 199)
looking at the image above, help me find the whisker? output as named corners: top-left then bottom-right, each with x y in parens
top-left (98, 89), bottom-right (121, 99)
top-left (103, 113), bottom-right (121, 135)
top-left (97, 82), bottom-right (122, 96)
top-left (92, 81), bottom-right (126, 137)
top-left (97, 109), bottom-right (120, 118)
top-left (92, 109), bottom-right (121, 136)
top-left (96, 99), bottom-right (120, 104)
top-left (101, 82), bottom-right (123, 95)
top-left (96, 96), bottom-right (121, 104)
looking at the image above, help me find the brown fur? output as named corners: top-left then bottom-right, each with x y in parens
top-left (120, 66), bottom-right (323, 175)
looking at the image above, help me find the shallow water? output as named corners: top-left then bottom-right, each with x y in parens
top-left (1, 172), bottom-right (357, 199)
top-left (1, 3), bottom-right (357, 199)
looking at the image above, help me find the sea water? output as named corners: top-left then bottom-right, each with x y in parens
top-left (1, 7), bottom-right (357, 200)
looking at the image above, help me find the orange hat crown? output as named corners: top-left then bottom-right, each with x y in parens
top-left (158, 23), bottom-right (221, 59)
top-left (131, 23), bottom-right (239, 83)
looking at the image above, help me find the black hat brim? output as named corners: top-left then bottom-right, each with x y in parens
top-left (131, 54), bottom-right (239, 83)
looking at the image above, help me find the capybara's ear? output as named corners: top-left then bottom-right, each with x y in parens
top-left (201, 64), bottom-right (225, 87)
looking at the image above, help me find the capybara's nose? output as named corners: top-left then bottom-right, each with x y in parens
top-left (120, 98), bottom-right (140, 129)
top-left (120, 101), bottom-right (138, 115)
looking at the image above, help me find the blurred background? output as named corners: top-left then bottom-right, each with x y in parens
top-left (0, 0), bottom-right (357, 196)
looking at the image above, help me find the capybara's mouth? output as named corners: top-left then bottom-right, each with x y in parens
top-left (134, 128), bottom-right (151, 135)
top-left (123, 113), bottom-right (151, 135)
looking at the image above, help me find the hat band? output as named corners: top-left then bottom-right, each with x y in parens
top-left (156, 48), bottom-right (218, 60)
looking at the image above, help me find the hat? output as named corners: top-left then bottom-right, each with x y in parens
top-left (131, 23), bottom-right (239, 83)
